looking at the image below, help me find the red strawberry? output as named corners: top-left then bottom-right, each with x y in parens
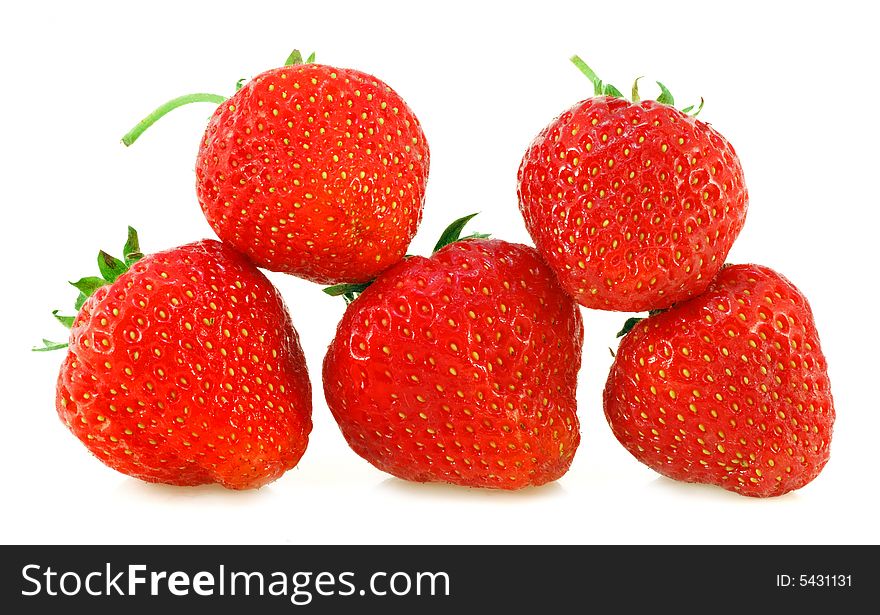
top-left (517, 57), bottom-right (747, 312)
top-left (42, 229), bottom-right (312, 489)
top-left (322, 217), bottom-right (584, 489)
top-left (123, 51), bottom-right (430, 284)
top-left (603, 264), bottom-right (834, 497)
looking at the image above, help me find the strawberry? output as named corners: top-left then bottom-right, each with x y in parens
top-left (123, 50), bottom-right (430, 284)
top-left (603, 264), bottom-right (834, 497)
top-left (322, 216), bottom-right (584, 489)
top-left (39, 229), bottom-right (312, 490)
top-left (517, 57), bottom-right (748, 312)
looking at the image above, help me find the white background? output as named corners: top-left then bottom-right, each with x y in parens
top-left (2, 0), bottom-right (877, 545)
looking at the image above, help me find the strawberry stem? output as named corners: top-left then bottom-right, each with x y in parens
top-left (570, 56), bottom-right (622, 98)
top-left (570, 55), bottom-right (603, 95)
top-left (121, 93), bottom-right (227, 146)
top-left (571, 56), bottom-right (705, 114)
top-left (122, 52), bottom-right (317, 146)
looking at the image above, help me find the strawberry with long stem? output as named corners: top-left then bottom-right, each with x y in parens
top-left (122, 50), bottom-right (430, 285)
top-left (518, 57), bottom-right (747, 312)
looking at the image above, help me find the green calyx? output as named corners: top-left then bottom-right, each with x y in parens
top-left (284, 50), bottom-right (316, 66)
top-left (615, 316), bottom-right (644, 338)
top-left (33, 227), bottom-right (144, 352)
top-left (615, 309), bottom-right (665, 338)
top-left (322, 213), bottom-right (490, 305)
top-left (122, 49), bottom-right (317, 146)
top-left (570, 55), bottom-right (704, 117)
top-left (431, 213), bottom-right (491, 252)
top-left (33, 339), bottom-right (70, 352)
top-left (322, 282), bottom-right (373, 306)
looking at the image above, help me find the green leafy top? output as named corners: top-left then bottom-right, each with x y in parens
top-left (284, 50), bottom-right (317, 66)
top-left (323, 213), bottom-right (490, 305)
top-left (615, 309), bottom-right (665, 338)
top-left (33, 227), bottom-right (144, 352)
top-left (431, 213), bottom-right (491, 252)
top-left (570, 55), bottom-right (703, 117)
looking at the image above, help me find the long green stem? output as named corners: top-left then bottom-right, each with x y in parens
top-left (570, 55), bottom-right (602, 94)
top-left (121, 93), bottom-right (227, 146)
top-left (570, 55), bottom-right (622, 98)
